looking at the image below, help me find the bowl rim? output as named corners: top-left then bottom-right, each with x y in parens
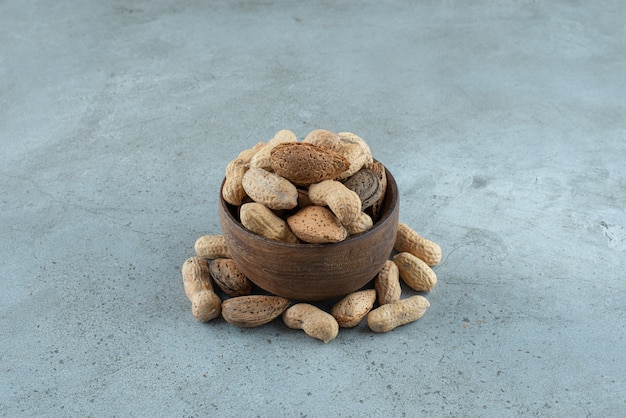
top-left (219, 164), bottom-right (399, 249)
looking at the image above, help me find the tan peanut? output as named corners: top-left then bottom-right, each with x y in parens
top-left (394, 223), bottom-right (442, 266)
top-left (181, 256), bottom-right (221, 322)
top-left (345, 211), bottom-right (373, 236)
top-left (242, 167), bottom-right (298, 210)
top-left (249, 129), bottom-right (298, 170)
top-left (392, 252), bottom-right (438, 292)
top-left (302, 128), bottom-right (342, 150)
top-left (269, 142), bottom-right (349, 186)
top-left (209, 258), bottom-right (254, 297)
top-left (222, 142), bottom-right (266, 206)
top-left (239, 202), bottom-right (299, 243)
top-left (338, 131), bottom-right (373, 165)
top-left (330, 289), bottom-right (377, 328)
top-left (222, 158), bottom-right (248, 206)
top-left (374, 260), bottom-right (401, 305)
top-left (282, 303), bottom-right (339, 343)
top-left (221, 295), bottom-right (291, 327)
top-left (367, 295), bottom-right (430, 332)
top-left (335, 132), bottom-right (373, 180)
top-left (194, 235), bottom-right (231, 259)
top-left (236, 141), bottom-right (266, 163)
top-left (308, 180), bottom-right (361, 226)
top-left (286, 206), bottom-right (347, 244)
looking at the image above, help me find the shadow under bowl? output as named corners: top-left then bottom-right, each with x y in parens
top-left (218, 167), bottom-right (399, 301)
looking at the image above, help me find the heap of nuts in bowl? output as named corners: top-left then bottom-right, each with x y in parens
top-left (180, 129), bottom-right (442, 343)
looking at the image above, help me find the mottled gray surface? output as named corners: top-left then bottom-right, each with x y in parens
top-left (1, 1), bottom-right (625, 416)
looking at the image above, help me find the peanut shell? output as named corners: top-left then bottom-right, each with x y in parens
top-left (394, 223), bottom-right (442, 266)
top-left (242, 167), bottom-right (298, 210)
top-left (335, 132), bottom-right (373, 179)
top-left (393, 252), bottom-right (438, 292)
top-left (194, 235), bottom-right (231, 259)
top-left (181, 256), bottom-right (214, 301)
top-left (240, 202), bottom-right (299, 243)
top-left (302, 129), bottom-right (342, 150)
top-left (374, 260), bottom-right (401, 305)
top-left (222, 158), bottom-right (248, 206)
top-left (345, 212), bottom-right (373, 236)
top-left (308, 180), bottom-right (361, 226)
top-left (181, 256), bottom-right (221, 322)
top-left (191, 290), bottom-right (222, 323)
top-left (367, 295), bottom-right (430, 333)
top-left (283, 303), bottom-right (339, 343)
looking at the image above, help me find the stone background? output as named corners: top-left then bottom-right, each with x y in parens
top-left (1, 1), bottom-right (624, 416)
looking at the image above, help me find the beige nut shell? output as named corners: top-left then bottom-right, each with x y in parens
top-left (239, 202), bottom-right (300, 243)
top-left (330, 289), bottom-right (377, 328)
top-left (393, 252), bottom-right (438, 292)
top-left (209, 258), bottom-right (254, 297)
top-left (269, 142), bottom-right (350, 186)
top-left (367, 295), bottom-right (430, 333)
top-left (283, 303), bottom-right (339, 343)
top-left (286, 206), bottom-right (347, 244)
top-left (394, 223), bottom-right (442, 266)
top-left (241, 167), bottom-right (298, 210)
top-left (221, 295), bottom-right (291, 327)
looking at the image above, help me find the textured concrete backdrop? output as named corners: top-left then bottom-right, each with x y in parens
top-left (1, 1), bottom-right (625, 416)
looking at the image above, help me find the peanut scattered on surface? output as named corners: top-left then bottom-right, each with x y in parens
top-left (283, 303), bottom-right (339, 343)
top-left (194, 235), bottom-right (231, 259)
top-left (181, 256), bottom-right (221, 322)
top-left (375, 260), bottom-right (401, 305)
top-left (394, 223), bottom-right (442, 266)
top-left (367, 295), bottom-right (430, 333)
top-left (393, 251), bottom-right (438, 292)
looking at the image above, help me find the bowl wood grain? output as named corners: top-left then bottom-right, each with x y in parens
top-left (219, 167), bottom-right (399, 301)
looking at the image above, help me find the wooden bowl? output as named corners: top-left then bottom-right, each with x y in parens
top-left (218, 167), bottom-right (399, 301)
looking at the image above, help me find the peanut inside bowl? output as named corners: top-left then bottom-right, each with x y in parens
top-left (219, 167), bottom-right (399, 301)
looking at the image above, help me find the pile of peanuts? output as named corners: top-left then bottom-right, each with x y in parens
top-left (181, 129), bottom-right (441, 343)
